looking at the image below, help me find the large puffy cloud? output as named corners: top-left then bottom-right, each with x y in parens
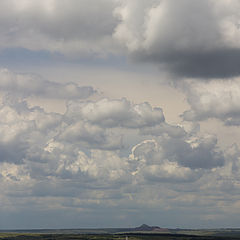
top-left (129, 134), bottom-right (224, 183)
top-left (0, 68), bottom-right (236, 228)
top-left (0, 89), bottom-right (225, 178)
top-left (59, 122), bottom-right (123, 150)
top-left (160, 135), bottom-right (225, 169)
top-left (0, 93), bottom-right (170, 165)
top-left (65, 98), bottom-right (165, 128)
top-left (182, 78), bottom-right (240, 125)
top-left (0, 89), bottom-right (239, 227)
top-left (128, 140), bottom-right (202, 183)
top-left (114, 0), bottom-right (240, 78)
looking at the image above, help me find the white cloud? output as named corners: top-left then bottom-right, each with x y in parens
top-left (0, 68), bottom-right (239, 227)
top-left (114, 0), bottom-right (219, 52)
top-left (66, 98), bottom-right (165, 128)
top-left (59, 121), bottom-right (123, 150)
top-left (129, 134), bottom-right (224, 184)
top-left (0, 87), bottom-right (225, 184)
top-left (182, 78), bottom-right (240, 125)
top-left (0, 49), bottom-right (239, 229)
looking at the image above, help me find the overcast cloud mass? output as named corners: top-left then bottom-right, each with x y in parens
top-left (1, 0), bottom-right (240, 229)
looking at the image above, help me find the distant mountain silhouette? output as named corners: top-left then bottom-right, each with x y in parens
top-left (134, 224), bottom-right (169, 232)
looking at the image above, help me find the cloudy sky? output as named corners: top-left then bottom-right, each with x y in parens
top-left (1, 0), bottom-right (240, 229)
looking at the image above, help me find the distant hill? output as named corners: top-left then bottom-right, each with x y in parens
top-left (133, 224), bottom-right (169, 232)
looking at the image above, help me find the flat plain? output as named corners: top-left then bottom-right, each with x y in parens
top-left (1, 229), bottom-right (240, 240)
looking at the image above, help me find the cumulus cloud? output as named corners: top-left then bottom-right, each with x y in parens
top-left (59, 122), bottom-right (123, 150)
top-left (114, 0), bottom-right (240, 78)
top-left (0, 101), bottom-right (34, 164)
top-left (181, 78), bottom-right (240, 125)
top-left (129, 133), bottom-right (224, 178)
top-left (0, 94), bottom-right (166, 166)
top-left (65, 98), bottom-right (165, 128)
top-left (0, 90), bottom-right (239, 227)
top-left (160, 135), bottom-right (225, 169)
top-left (128, 140), bottom-right (202, 183)
top-left (0, 89), bottom-right (225, 181)
top-left (0, 68), bottom-right (95, 99)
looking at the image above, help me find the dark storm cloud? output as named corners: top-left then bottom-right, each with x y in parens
top-left (139, 48), bottom-right (240, 78)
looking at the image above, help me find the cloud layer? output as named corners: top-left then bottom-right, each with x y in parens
top-left (0, 69), bottom-right (239, 228)
top-left (1, 1), bottom-right (240, 77)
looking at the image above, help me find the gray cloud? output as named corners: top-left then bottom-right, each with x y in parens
top-left (0, 88), bottom-right (225, 183)
top-left (0, 68), bottom-right (95, 99)
top-left (114, 0), bottom-right (240, 78)
top-left (0, 0), bottom-right (119, 56)
top-left (0, 91), bottom-right (239, 228)
top-left (59, 122), bottom-right (123, 150)
top-left (0, 100), bottom-right (34, 164)
top-left (0, 0), bottom-right (240, 80)
top-left (141, 48), bottom-right (240, 78)
top-left (140, 122), bottom-right (186, 138)
top-left (181, 78), bottom-right (240, 125)
top-left (129, 140), bottom-right (203, 183)
top-left (129, 134), bottom-right (224, 177)
top-left (0, 68), bottom-right (238, 228)
top-left (65, 98), bottom-right (165, 128)
top-left (2, 0), bottom-right (240, 228)
top-left (160, 135), bottom-right (225, 169)
top-left (1, 0), bottom-right (240, 79)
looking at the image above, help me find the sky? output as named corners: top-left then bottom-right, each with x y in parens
top-left (1, 0), bottom-right (240, 229)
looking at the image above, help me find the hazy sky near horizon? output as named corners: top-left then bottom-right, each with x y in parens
top-left (2, 0), bottom-right (240, 229)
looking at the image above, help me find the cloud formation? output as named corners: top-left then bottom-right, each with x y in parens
top-left (0, 80), bottom-right (239, 227)
top-left (0, 73), bottom-right (233, 220)
top-left (1, 1), bottom-right (240, 78)
top-left (65, 98), bottom-right (165, 128)
top-left (182, 78), bottom-right (240, 125)
top-left (114, 0), bottom-right (240, 78)
top-left (1, 1), bottom-right (240, 228)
